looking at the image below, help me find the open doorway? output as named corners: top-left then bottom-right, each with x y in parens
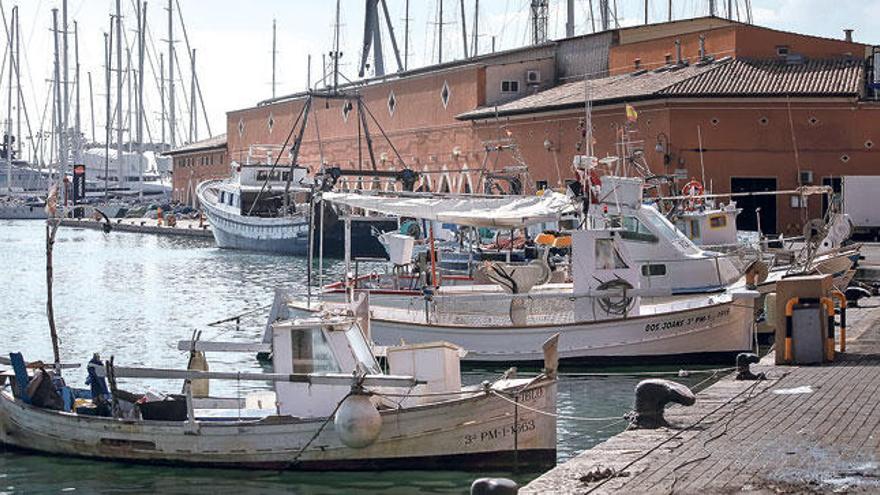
top-left (821, 177), bottom-right (842, 217)
top-left (731, 177), bottom-right (777, 235)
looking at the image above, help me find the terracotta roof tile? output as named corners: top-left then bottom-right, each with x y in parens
top-left (164, 134), bottom-right (227, 155)
top-left (458, 58), bottom-right (864, 120)
top-left (660, 58), bottom-right (864, 96)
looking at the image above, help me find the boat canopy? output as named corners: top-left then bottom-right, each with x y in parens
top-left (322, 191), bottom-right (576, 228)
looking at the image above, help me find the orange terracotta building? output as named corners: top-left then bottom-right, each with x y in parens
top-left (166, 134), bottom-right (228, 204)
top-left (219, 16), bottom-right (878, 235)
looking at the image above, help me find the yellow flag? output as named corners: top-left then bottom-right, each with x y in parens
top-left (626, 104), bottom-right (638, 123)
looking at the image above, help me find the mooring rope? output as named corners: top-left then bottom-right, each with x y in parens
top-left (489, 390), bottom-right (625, 423)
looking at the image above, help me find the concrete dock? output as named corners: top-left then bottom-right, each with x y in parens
top-left (60, 217), bottom-right (213, 239)
top-left (524, 298), bottom-right (880, 494)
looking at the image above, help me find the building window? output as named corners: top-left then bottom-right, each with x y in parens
top-left (776, 45), bottom-right (790, 56)
top-left (633, 58), bottom-right (641, 70)
top-left (501, 80), bottom-right (520, 93)
top-left (664, 54), bottom-right (672, 64)
top-left (387, 90), bottom-right (397, 116)
top-left (440, 80), bottom-right (451, 109)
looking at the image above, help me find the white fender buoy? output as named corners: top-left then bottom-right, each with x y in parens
top-left (334, 392), bottom-right (381, 449)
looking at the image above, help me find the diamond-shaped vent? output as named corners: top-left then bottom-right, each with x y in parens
top-left (267, 113), bottom-right (275, 133)
top-left (387, 90), bottom-right (397, 116)
top-left (440, 81), bottom-right (450, 109)
top-left (342, 100), bottom-right (353, 122)
top-left (237, 118), bottom-right (245, 137)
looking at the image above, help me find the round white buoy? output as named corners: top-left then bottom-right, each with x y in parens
top-left (334, 393), bottom-right (381, 449)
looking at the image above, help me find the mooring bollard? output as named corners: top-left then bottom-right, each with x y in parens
top-left (471, 478), bottom-right (519, 495)
top-left (631, 379), bottom-right (695, 429)
top-left (735, 352), bottom-right (765, 381)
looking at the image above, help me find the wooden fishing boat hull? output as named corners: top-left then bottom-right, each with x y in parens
top-left (0, 379), bottom-right (557, 471)
top-left (291, 295), bottom-right (754, 364)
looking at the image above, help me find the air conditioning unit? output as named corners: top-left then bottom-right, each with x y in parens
top-left (799, 170), bottom-right (814, 184)
top-left (526, 70), bottom-right (541, 84)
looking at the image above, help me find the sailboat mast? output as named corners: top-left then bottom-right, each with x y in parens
top-left (459, 0), bottom-right (468, 58)
top-left (438, 0), bottom-right (444, 64)
top-left (159, 54), bottom-right (165, 147)
top-left (404, 0), bottom-right (409, 70)
top-left (14, 6), bottom-right (20, 161)
top-left (74, 21), bottom-right (81, 166)
top-left (88, 72), bottom-right (95, 143)
top-left (61, 0), bottom-right (69, 181)
top-left (126, 48), bottom-right (131, 153)
top-left (271, 19), bottom-right (276, 99)
top-left (104, 27), bottom-right (111, 200)
top-left (472, 0), bottom-right (479, 57)
top-left (5, 6), bottom-right (14, 193)
top-left (190, 49), bottom-right (197, 143)
top-left (167, 0), bottom-right (176, 148)
top-left (115, 0), bottom-right (124, 190)
top-left (52, 9), bottom-right (62, 184)
top-left (332, 0), bottom-right (340, 91)
top-left (138, 1), bottom-right (146, 201)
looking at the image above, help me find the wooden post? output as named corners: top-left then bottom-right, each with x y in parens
top-left (46, 218), bottom-right (61, 368)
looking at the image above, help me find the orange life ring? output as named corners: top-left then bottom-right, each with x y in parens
top-left (681, 180), bottom-right (705, 210)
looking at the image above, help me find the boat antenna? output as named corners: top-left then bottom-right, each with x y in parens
top-left (332, 0), bottom-right (341, 91)
top-left (697, 124), bottom-right (706, 188)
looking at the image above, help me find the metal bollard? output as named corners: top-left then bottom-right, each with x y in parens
top-left (631, 379), bottom-right (695, 429)
top-left (735, 353), bottom-right (765, 381)
top-left (471, 478), bottom-right (519, 495)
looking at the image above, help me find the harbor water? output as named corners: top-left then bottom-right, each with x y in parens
top-left (0, 220), bottom-right (717, 494)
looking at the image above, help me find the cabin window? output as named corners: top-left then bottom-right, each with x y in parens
top-left (501, 80), bottom-right (520, 93)
top-left (596, 239), bottom-right (628, 270)
top-left (228, 193), bottom-right (235, 206)
top-left (269, 170), bottom-right (281, 181)
top-left (345, 325), bottom-right (381, 374)
top-left (641, 264), bottom-right (667, 277)
top-left (621, 216), bottom-right (652, 236)
top-left (690, 219), bottom-right (701, 239)
top-left (257, 170), bottom-right (269, 181)
top-left (709, 215), bottom-right (727, 229)
top-left (219, 191), bottom-right (225, 203)
top-left (290, 328), bottom-right (341, 374)
top-left (282, 171), bottom-right (291, 182)
top-left (642, 211), bottom-right (685, 242)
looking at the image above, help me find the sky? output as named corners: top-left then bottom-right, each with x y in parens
top-left (5, 0), bottom-right (880, 162)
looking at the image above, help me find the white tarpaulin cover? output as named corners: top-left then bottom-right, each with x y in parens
top-left (323, 191), bottom-right (576, 228)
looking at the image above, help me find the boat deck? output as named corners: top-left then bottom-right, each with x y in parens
top-left (60, 218), bottom-right (213, 238)
top-left (523, 297), bottom-right (880, 494)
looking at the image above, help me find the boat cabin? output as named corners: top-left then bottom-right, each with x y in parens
top-left (271, 316), bottom-right (382, 417)
top-left (215, 163), bottom-right (311, 217)
top-left (674, 203), bottom-right (740, 247)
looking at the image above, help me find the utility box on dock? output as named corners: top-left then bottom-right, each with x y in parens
top-left (774, 274), bottom-right (833, 365)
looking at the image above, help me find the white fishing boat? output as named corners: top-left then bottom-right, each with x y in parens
top-left (588, 176), bottom-right (746, 294)
top-left (197, 163), bottom-right (315, 255)
top-left (0, 307), bottom-right (558, 470)
top-left (286, 191), bottom-right (758, 364)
